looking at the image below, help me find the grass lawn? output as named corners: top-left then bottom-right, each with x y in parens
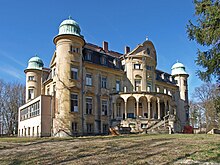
top-left (0, 134), bottom-right (219, 165)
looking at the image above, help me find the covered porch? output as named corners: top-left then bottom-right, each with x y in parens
top-left (111, 92), bottom-right (176, 121)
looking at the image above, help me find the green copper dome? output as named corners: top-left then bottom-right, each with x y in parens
top-left (171, 62), bottom-right (188, 75)
top-left (27, 56), bottom-right (44, 70)
top-left (58, 17), bottom-right (82, 37)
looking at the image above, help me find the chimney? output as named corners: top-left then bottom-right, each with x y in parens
top-left (125, 46), bottom-right (130, 54)
top-left (103, 41), bottom-right (108, 52)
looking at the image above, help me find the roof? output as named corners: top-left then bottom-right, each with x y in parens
top-left (27, 56), bottom-right (44, 70)
top-left (171, 62), bottom-right (188, 75)
top-left (58, 17), bottom-right (82, 37)
top-left (84, 43), bottom-right (123, 58)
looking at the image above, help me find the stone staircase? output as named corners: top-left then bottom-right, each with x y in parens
top-left (111, 114), bottom-right (172, 134)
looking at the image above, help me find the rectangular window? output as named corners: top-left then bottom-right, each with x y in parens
top-left (134, 64), bottom-right (141, 69)
top-left (28, 89), bottom-right (34, 100)
top-left (134, 80), bottom-right (141, 91)
top-left (101, 56), bottom-right (107, 65)
top-left (116, 80), bottom-right (120, 92)
top-left (28, 76), bottom-right (34, 81)
top-left (37, 126), bottom-right (39, 137)
top-left (156, 87), bottom-right (160, 93)
top-left (86, 97), bottom-right (92, 114)
top-left (28, 127), bottom-right (30, 136)
top-left (116, 103), bottom-right (121, 117)
top-left (102, 100), bottom-right (108, 116)
top-left (47, 87), bottom-right (50, 95)
top-left (184, 80), bottom-right (187, 86)
top-left (101, 77), bottom-right (107, 88)
top-left (146, 65), bottom-right (152, 70)
top-left (103, 124), bottom-right (108, 134)
top-left (53, 68), bottom-right (56, 77)
top-left (71, 93), bottom-right (78, 112)
top-left (72, 122), bottom-right (78, 133)
top-left (71, 66), bottom-right (78, 80)
top-left (86, 123), bottom-right (93, 134)
top-left (53, 84), bottom-right (56, 93)
top-left (70, 45), bottom-right (79, 53)
top-left (85, 53), bottom-right (92, 61)
top-left (164, 88), bottom-right (167, 94)
top-left (86, 74), bottom-right (92, 86)
top-left (147, 83), bottom-right (152, 92)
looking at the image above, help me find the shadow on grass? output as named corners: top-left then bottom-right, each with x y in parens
top-left (170, 143), bottom-right (220, 164)
top-left (9, 159), bottom-right (23, 165)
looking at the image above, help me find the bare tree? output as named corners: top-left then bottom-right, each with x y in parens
top-left (189, 100), bottom-right (205, 132)
top-left (192, 83), bottom-right (220, 132)
top-left (0, 79), bottom-right (25, 135)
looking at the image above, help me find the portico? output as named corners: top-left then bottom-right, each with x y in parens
top-left (112, 92), bottom-right (174, 121)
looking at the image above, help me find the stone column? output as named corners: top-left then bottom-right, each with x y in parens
top-left (124, 101), bottom-right (127, 119)
top-left (169, 103), bottom-right (172, 115)
top-left (136, 101), bottom-right (139, 118)
top-left (153, 100), bottom-right (156, 119)
top-left (148, 100), bottom-right (151, 119)
top-left (164, 101), bottom-right (167, 115)
top-left (157, 98), bottom-right (161, 119)
top-left (113, 103), bottom-right (117, 119)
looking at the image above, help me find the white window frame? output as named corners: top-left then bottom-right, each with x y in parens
top-left (71, 93), bottom-right (78, 112)
top-left (86, 74), bottom-right (92, 86)
top-left (86, 97), bottom-right (93, 114)
top-left (134, 79), bottom-right (141, 91)
top-left (102, 100), bottom-right (108, 116)
top-left (116, 80), bottom-right (120, 92)
top-left (101, 77), bottom-right (107, 88)
top-left (134, 64), bottom-right (141, 69)
top-left (71, 66), bottom-right (78, 80)
top-left (28, 76), bottom-right (34, 81)
top-left (28, 89), bottom-right (34, 100)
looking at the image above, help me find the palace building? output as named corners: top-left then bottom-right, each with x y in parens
top-left (18, 17), bottom-right (189, 137)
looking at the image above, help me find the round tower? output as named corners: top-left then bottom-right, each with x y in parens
top-left (24, 56), bottom-right (44, 102)
top-left (171, 61), bottom-right (189, 126)
top-left (171, 62), bottom-right (189, 102)
top-left (53, 17), bottom-right (85, 136)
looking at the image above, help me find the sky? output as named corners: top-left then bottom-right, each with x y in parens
top-left (0, 0), bottom-right (205, 99)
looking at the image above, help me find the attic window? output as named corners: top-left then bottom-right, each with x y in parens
top-left (113, 58), bottom-right (120, 68)
top-left (101, 56), bottom-right (107, 65)
top-left (85, 51), bottom-right (92, 61)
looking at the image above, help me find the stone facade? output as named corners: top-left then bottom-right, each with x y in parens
top-left (18, 18), bottom-right (189, 137)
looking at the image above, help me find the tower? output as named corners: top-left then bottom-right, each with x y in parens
top-left (171, 62), bottom-right (189, 126)
top-left (53, 17), bottom-right (85, 136)
top-left (24, 56), bottom-right (44, 103)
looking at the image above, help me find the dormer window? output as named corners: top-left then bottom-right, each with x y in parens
top-left (85, 52), bottom-right (92, 61)
top-left (101, 56), bottom-right (107, 65)
top-left (113, 58), bottom-right (120, 68)
top-left (134, 64), bottom-right (141, 70)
